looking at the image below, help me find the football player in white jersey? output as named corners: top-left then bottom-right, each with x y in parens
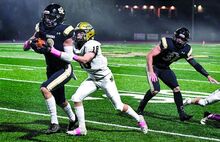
top-left (66, 22), bottom-right (148, 136)
top-left (183, 89), bottom-right (220, 124)
top-left (184, 89), bottom-right (220, 107)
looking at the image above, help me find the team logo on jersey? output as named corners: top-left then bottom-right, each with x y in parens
top-left (46, 34), bottom-right (55, 39)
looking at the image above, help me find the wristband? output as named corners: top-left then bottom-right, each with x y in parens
top-left (23, 40), bottom-right (31, 51)
top-left (73, 54), bottom-right (79, 61)
top-left (50, 47), bottom-right (61, 57)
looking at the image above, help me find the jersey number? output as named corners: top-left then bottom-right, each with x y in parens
top-left (162, 52), bottom-right (180, 62)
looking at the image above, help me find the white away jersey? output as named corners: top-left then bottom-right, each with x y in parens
top-left (73, 40), bottom-right (111, 80)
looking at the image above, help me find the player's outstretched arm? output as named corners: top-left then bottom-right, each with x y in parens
top-left (207, 76), bottom-right (219, 84)
top-left (72, 52), bottom-right (95, 64)
top-left (187, 57), bottom-right (219, 84)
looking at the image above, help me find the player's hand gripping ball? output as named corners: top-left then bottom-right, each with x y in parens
top-left (30, 38), bottom-right (50, 54)
top-left (35, 38), bottom-right (46, 48)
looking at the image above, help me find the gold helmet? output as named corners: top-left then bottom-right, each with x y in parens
top-left (74, 22), bottom-right (95, 42)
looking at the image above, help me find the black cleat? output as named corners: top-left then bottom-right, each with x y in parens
top-left (204, 111), bottom-right (211, 117)
top-left (179, 112), bottom-right (193, 121)
top-left (45, 123), bottom-right (60, 134)
top-left (67, 115), bottom-right (78, 131)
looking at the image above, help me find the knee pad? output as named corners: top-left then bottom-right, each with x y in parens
top-left (71, 94), bottom-right (82, 103)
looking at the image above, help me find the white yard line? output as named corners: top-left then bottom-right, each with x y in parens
top-left (1, 55), bottom-right (220, 66)
top-left (0, 64), bottom-right (217, 83)
top-left (0, 107), bottom-right (219, 141)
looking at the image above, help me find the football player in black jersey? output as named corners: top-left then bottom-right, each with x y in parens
top-left (137, 27), bottom-right (219, 121)
top-left (23, 3), bottom-right (77, 134)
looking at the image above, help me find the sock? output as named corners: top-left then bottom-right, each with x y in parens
top-left (75, 105), bottom-right (86, 129)
top-left (173, 91), bottom-right (184, 113)
top-left (45, 96), bottom-right (58, 124)
top-left (137, 90), bottom-right (154, 113)
top-left (125, 105), bottom-right (140, 122)
top-left (63, 102), bottom-right (75, 122)
top-left (208, 113), bottom-right (220, 121)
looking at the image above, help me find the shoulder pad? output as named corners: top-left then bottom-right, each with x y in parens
top-left (187, 46), bottom-right (193, 57)
top-left (161, 37), bottom-right (168, 49)
top-left (63, 25), bottom-right (74, 36)
top-left (85, 40), bottom-right (101, 47)
top-left (35, 23), bottom-right (40, 32)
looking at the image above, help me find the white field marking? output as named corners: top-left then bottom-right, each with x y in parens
top-left (0, 78), bottom-right (212, 97)
top-left (0, 64), bottom-right (216, 84)
top-left (0, 49), bottom-right (22, 51)
top-left (20, 68), bottom-right (34, 71)
top-left (0, 68), bottom-right (13, 71)
top-left (0, 107), bottom-right (220, 141)
top-left (1, 55), bottom-right (219, 66)
top-left (0, 77), bottom-right (211, 104)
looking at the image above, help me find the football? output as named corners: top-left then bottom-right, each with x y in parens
top-left (35, 38), bottom-right (46, 48)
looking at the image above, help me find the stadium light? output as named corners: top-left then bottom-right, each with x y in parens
top-left (170, 6), bottom-right (175, 10)
top-left (124, 5), bottom-right (129, 9)
top-left (133, 5), bottom-right (139, 9)
top-left (142, 5), bottom-right (148, 10)
top-left (161, 6), bottom-right (166, 9)
top-left (197, 5), bottom-right (203, 13)
top-left (149, 5), bottom-right (155, 10)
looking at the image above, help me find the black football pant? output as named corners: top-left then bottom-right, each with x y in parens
top-left (137, 66), bottom-right (184, 114)
top-left (41, 64), bottom-right (73, 105)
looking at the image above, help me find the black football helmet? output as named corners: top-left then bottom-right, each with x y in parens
top-left (42, 3), bottom-right (65, 28)
top-left (173, 27), bottom-right (190, 48)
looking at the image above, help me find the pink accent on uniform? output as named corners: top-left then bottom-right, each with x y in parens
top-left (74, 128), bottom-right (81, 135)
top-left (23, 40), bottom-right (31, 50)
top-left (208, 114), bottom-right (220, 121)
top-left (73, 54), bottom-right (79, 61)
top-left (50, 47), bottom-right (61, 57)
top-left (138, 121), bottom-right (147, 127)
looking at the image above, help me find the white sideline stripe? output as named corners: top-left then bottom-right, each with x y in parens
top-left (0, 77), bottom-right (79, 88)
top-left (0, 107), bottom-right (219, 141)
top-left (0, 77), bottom-right (213, 96)
top-left (0, 69), bottom-right (13, 71)
top-left (1, 55), bottom-right (220, 66)
top-left (0, 64), bottom-right (215, 83)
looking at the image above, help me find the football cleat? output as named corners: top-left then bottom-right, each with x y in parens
top-left (183, 98), bottom-right (192, 106)
top-left (138, 115), bottom-right (148, 134)
top-left (179, 112), bottom-right (193, 121)
top-left (200, 117), bottom-right (208, 125)
top-left (66, 127), bottom-right (87, 136)
top-left (45, 123), bottom-right (60, 134)
top-left (67, 116), bottom-right (78, 131)
top-left (200, 111), bottom-right (211, 125)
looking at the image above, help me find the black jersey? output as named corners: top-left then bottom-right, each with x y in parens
top-left (35, 22), bottom-right (74, 71)
top-left (153, 37), bottom-right (192, 69)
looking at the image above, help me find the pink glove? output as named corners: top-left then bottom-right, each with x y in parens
top-left (23, 40), bottom-right (31, 51)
